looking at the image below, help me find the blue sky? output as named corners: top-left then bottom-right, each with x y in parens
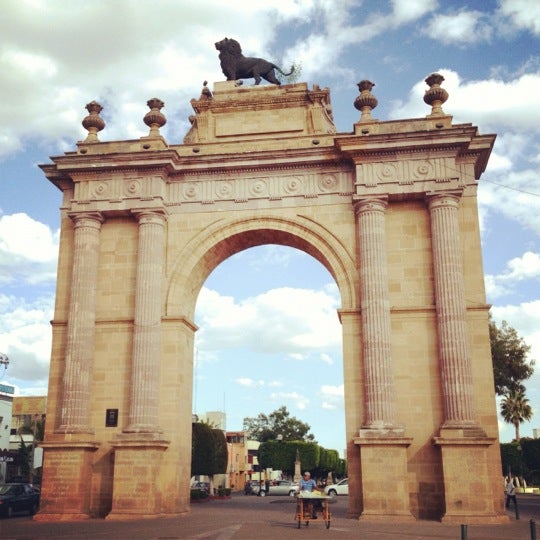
top-left (0, 0), bottom-right (539, 453)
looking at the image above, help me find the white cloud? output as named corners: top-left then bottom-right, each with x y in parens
top-left (479, 169), bottom-right (540, 237)
top-left (0, 2), bottom-right (310, 159)
top-left (424, 10), bottom-right (492, 45)
top-left (319, 353), bottom-right (334, 365)
top-left (269, 391), bottom-right (309, 410)
top-left (390, 69), bottom-right (540, 132)
top-left (196, 286), bottom-right (341, 354)
top-left (319, 383), bottom-right (344, 410)
top-left (0, 213), bottom-right (59, 285)
top-left (486, 252), bottom-right (540, 299)
top-left (235, 377), bottom-right (265, 387)
top-left (499, 0), bottom-right (540, 35)
top-left (0, 293), bottom-right (53, 388)
top-left (391, 0), bottom-right (437, 24)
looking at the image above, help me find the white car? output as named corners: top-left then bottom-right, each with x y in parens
top-left (324, 478), bottom-right (348, 496)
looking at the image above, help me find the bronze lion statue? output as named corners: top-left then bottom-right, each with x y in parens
top-left (215, 37), bottom-right (294, 85)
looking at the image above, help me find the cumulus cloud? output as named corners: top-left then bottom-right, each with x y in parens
top-left (424, 10), bottom-right (492, 45)
top-left (390, 68), bottom-right (540, 132)
top-left (196, 286), bottom-right (341, 354)
top-left (485, 252), bottom-right (540, 299)
top-left (0, 293), bottom-right (53, 390)
top-left (270, 391), bottom-right (309, 410)
top-left (320, 384), bottom-right (344, 410)
top-left (0, 1), bottom-right (504, 161)
top-left (0, 2), bottom-right (307, 159)
top-left (235, 377), bottom-right (265, 387)
top-left (391, 0), bottom-right (437, 24)
top-left (0, 213), bottom-right (59, 285)
top-left (499, 0), bottom-right (540, 35)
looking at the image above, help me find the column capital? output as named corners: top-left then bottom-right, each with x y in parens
top-left (353, 196), bottom-right (388, 215)
top-left (131, 208), bottom-right (168, 225)
top-left (426, 190), bottom-right (462, 210)
top-left (68, 211), bottom-right (105, 228)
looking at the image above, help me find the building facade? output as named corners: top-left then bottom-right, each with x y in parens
top-left (37, 78), bottom-right (504, 522)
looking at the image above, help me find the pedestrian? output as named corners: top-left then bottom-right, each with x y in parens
top-left (505, 476), bottom-right (517, 509)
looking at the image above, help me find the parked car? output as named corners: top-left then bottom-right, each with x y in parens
top-left (324, 478), bottom-right (348, 496)
top-left (0, 483), bottom-right (40, 518)
top-left (267, 480), bottom-right (299, 496)
top-left (244, 480), bottom-right (265, 496)
top-left (191, 481), bottom-right (210, 493)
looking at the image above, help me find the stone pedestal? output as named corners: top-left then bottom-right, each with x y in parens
top-left (107, 434), bottom-right (170, 520)
top-left (354, 434), bottom-right (413, 520)
top-left (434, 429), bottom-right (505, 523)
top-left (35, 441), bottom-right (99, 521)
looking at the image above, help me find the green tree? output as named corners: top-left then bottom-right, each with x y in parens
top-left (17, 436), bottom-right (31, 481)
top-left (243, 406), bottom-right (315, 442)
top-left (500, 390), bottom-right (533, 441)
top-left (16, 416), bottom-right (45, 481)
top-left (191, 422), bottom-right (228, 493)
top-left (258, 440), bottom-right (325, 476)
top-left (490, 316), bottom-right (535, 396)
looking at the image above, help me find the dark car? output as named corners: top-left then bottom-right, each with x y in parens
top-left (0, 483), bottom-right (40, 518)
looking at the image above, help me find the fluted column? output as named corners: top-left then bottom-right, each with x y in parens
top-left (354, 197), bottom-right (397, 430)
top-left (427, 193), bottom-right (476, 427)
top-left (125, 209), bottom-right (167, 433)
top-left (58, 212), bottom-right (104, 433)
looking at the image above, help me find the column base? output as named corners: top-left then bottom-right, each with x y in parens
top-left (441, 513), bottom-right (509, 524)
top-left (354, 432), bottom-right (413, 519)
top-left (38, 440), bottom-right (99, 520)
top-left (433, 430), bottom-right (506, 523)
top-left (108, 433), bottom-right (170, 519)
top-left (360, 511), bottom-right (416, 522)
top-left (34, 512), bottom-right (93, 522)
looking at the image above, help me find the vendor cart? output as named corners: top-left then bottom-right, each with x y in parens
top-left (294, 492), bottom-right (331, 529)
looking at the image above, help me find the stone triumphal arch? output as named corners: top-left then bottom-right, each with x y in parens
top-left (38, 77), bottom-right (506, 523)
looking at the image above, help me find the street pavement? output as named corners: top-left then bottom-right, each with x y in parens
top-left (1, 493), bottom-right (539, 539)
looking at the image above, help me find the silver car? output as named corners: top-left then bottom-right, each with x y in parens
top-left (267, 480), bottom-right (299, 496)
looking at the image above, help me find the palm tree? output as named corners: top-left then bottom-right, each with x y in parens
top-left (500, 390), bottom-right (533, 441)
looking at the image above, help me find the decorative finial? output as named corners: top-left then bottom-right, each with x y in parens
top-left (201, 80), bottom-right (213, 100)
top-left (354, 80), bottom-right (378, 122)
top-left (82, 101), bottom-right (105, 143)
top-left (143, 98), bottom-right (166, 137)
top-left (423, 73), bottom-right (449, 117)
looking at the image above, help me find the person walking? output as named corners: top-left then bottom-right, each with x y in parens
top-left (505, 476), bottom-right (517, 509)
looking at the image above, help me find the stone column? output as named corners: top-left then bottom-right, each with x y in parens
top-left (354, 197), bottom-right (397, 430)
top-left (427, 193), bottom-right (476, 428)
top-left (124, 209), bottom-right (167, 433)
top-left (58, 212), bottom-right (104, 433)
top-left (353, 198), bottom-right (412, 520)
top-left (428, 193), bottom-right (500, 522)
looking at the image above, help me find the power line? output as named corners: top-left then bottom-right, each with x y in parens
top-left (482, 179), bottom-right (540, 198)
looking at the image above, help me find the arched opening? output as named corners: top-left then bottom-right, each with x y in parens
top-left (192, 244), bottom-right (346, 459)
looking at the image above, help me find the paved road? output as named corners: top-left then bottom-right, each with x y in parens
top-left (1, 493), bottom-right (538, 539)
